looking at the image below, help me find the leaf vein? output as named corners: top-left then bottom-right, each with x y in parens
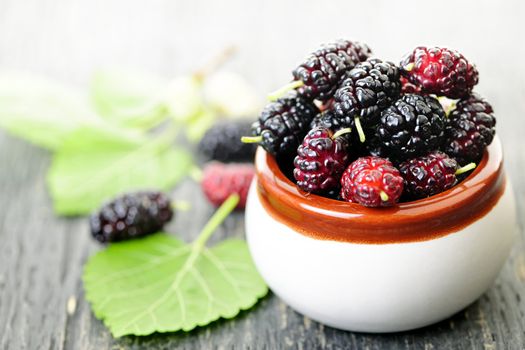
top-left (203, 250), bottom-right (243, 299)
top-left (88, 246), bottom-right (190, 287)
top-left (114, 244), bottom-right (199, 333)
top-left (190, 269), bottom-right (213, 320)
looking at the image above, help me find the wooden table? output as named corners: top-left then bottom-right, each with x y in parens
top-left (1, 0), bottom-right (524, 348)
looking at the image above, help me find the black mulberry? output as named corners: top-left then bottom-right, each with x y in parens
top-left (198, 120), bottom-right (256, 163)
top-left (90, 191), bottom-right (173, 243)
top-left (376, 94), bottom-right (445, 160)
top-left (333, 58), bottom-right (401, 142)
top-left (246, 94), bottom-right (318, 157)
top-left (290, 39), bottom-right (372, 101)
top-left (443, 93), bottom-right (496, 164)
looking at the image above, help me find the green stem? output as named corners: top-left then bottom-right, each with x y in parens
top-left (455, 162), bottom-right (476, 175)
top-left (354, 116), bottom-right (366, 143)
top-left (379, 191), bottom-right (389, 202)
top-left (331, 127), bottom-right (352, 140)
top-left (171, 200), bottom-right (191, 212)
top-left (403, 62), bottom-right (415, 72)
top-left (437, 96), bottom-right (457, 117)
top-left (190, 166), bottom-right (203, 182)
top-left (193, 45), bottom-right (237, 82)
top-left (241, 136), bottom-right (262, 144)
top-left (445, 101), bottom-right (456, 117)
top-left (267, 80), bottom-right (304, 101)
top-left (192, 194), bottom-right (240, 251)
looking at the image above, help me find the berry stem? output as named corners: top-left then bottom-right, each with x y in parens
top-left (379, 191), bottom-right (389, 202)
top-left (171, 200), bottom-right (191, 212)
top-left (241, 135), bottom-right (263, 144)
top-left (437, 96), bottom-right (457, 117)
top-left (403, 62), bottom-right (415, 72)
top-left (190, 166), bottom-right (204, 182)
top-left (331, 127), bottom-right (352, 140)
top-left (267, 80), bottom-right (304, 101)
top-left (354, 116), bottom-right (366, 143)
top-left (193, 194), bottom-right (240, 251)
top-left (455, 162), bottom-right (476, 175)
top-left (193, 45), bottom-right (237, 81)
top-left (445, 101), bottom-right (457, 117)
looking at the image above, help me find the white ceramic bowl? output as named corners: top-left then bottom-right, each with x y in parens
top-left (245, 137), bottom-right (516, 333)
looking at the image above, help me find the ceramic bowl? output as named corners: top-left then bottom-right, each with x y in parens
top-left (245, 136), bottom-right (516, 333)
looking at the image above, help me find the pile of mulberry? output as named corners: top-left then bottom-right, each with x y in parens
top-left (242, 40), bottom-right (494, 207)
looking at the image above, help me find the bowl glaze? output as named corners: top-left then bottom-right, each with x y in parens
top-left (245, 137), bottom-right (516, 332)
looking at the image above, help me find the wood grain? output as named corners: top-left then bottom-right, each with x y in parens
top-left (1, 0), bottom-right (524, 348)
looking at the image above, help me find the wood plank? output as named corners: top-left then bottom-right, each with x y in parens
top-left (0, 0), bottom-right (524, 348)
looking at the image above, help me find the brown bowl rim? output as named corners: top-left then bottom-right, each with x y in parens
top-left (254, 137), bottom-right (506, 244)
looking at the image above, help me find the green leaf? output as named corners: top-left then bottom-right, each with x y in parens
top-left (0, 73), bottom-right (102, 150)
top-left (47, 126), bottom-right (193, 215)
top-left (91, 70), bottom-right (168, 130)
top-left (84, 235), bottom-right (267, 337)
top-left (83, 196), bottom-right (268, 337)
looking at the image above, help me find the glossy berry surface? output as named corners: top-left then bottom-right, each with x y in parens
top-left (312, 115), bottom-right (379, 159)
top-left (251, 94), bottom-right (318, 157)
top-left (400, 46), bottom-right (479, 98)
top-left (399, 151), bottom-right (459, 199)
top-left (400, 76), bottom-right (421, 94)
top-left (360, 134), bottom-right (388, 159)
top-left (198, 120), bottom-right (256, 163)
top-left (294, 127), bottom-right (350, 193)
top-left (443, 93), bottom-right (496, 164)
top-left (90, 191), bottom-right (173, 243)
top-left (292, 40), bottom-right (372, 101)
top-left (340, 156), bottom-right (404, 207)
top-left (376, 94), bottom-right (445, 160)
top-left (201, 162), bottom-right (255, 209)
top-left (310, 109), bottom-right (356, 144)
top-left (310, 109), bottom-right (343, 131)
top-left (334, 58), bottom-right (401, 128)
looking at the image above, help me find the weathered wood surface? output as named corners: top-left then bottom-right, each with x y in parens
top-left (1, 0), bottom-right (524, 349)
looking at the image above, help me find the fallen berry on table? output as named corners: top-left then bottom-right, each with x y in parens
top-left (198, 120), bottom-right (256, 163)
top-left (90, 191), bottom-right (173, 243)
top-left (201, 162), bottom-right (255, 209)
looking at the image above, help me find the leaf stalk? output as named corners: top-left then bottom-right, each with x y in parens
top-left (193, 194), bottom-right (240, 251)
